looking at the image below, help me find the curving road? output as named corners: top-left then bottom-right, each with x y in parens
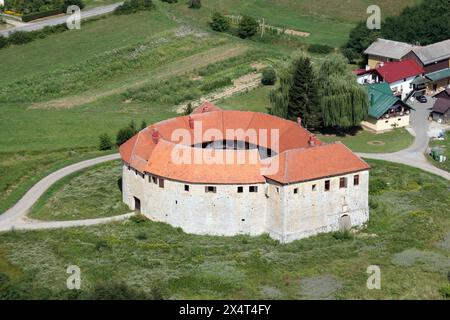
top-left (0, 100), bottom-right (448, 232)
top-left (0, 2), bottom-right (123, 37)
top-left (0, 153), bottom-right (126, 231)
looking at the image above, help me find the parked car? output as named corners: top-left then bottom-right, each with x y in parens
top-left (416, 95), bottom-right (428, 103)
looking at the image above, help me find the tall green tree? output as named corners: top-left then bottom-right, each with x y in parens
top-left (238, 15), bottom-right (258, 39)
top-left (210, 11), bottom-right (230, 32)
top-left (286, 56), bottom-right (321, 128)
top-left (317, 54), bottom-right (368, 128)
top-left (268, 63), bottom-right (293, 119)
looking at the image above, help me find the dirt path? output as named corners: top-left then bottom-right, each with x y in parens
top-left (29, 44), bottom-right (249, 110)
top-left (175, 63), bottom-right (266, 114)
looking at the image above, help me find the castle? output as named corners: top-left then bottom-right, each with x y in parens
top-left (119, 102), bottom-right (370, 243)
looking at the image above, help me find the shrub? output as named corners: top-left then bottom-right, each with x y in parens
top-left (87, 282), bottom-right (150, 300)
top-left (94, 239), bottom-right (111, 252)
top-left (130, 214), bottom-right (148, 224)
top-left (8, 31), bottom-right (34, 45)
top-left (341, 47), bottom-right (361, 64)
top-left (369, 178), bottom-right (388, 195)
top-left (135, 231), bottom-right (148, 240)
top-left (0, 35), bottom-right (8, 49)
top-left (261, 66), bottom-right (276, 85)
top-left (114, 0), bottom-right (155, 15)
top-left (238, 15), bottom-right (258, 39)
top-left (187, 0), bottom-right (201, 9)
top-left (307, 44), bottom-right (334, 54)
top-left (98, 133), bottom-right (113, 151)
top-left (439, 285), bottom-right (450, 298)
top-left (62, 0), bottom-right (85, 11)
top-left (183, 102), bottom-right (193, 115)
top-left (210, 11), bottom-right (230, 32)
top-left (332, 230), bottom-right (352, 240)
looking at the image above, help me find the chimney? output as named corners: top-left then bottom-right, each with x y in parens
top-left (188, 116), bottom-right (194, 129)
top-left (297, 116), bottom-right (302, 126)
top-left (152, 128), bottom-right (159, 144)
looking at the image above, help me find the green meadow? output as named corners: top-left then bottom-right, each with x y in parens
top-left (0, 160), bottom-right (449, 299)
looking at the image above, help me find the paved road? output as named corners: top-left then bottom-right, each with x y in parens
top-left (357, 97), bottom-right (450, 181)
top-left (0, 153), bottom-right (121, 230)
top-left (0, 2), bottom-right (123, 37)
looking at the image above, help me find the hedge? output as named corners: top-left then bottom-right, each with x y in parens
top-left (21, 9), bottom-right (64, 22)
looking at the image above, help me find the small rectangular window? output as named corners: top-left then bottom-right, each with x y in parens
top-left (159, 178), bottom-right (164, 188)
top-left (312, 184), bottom-right (317, 191)
top-left (339, 177), bottom-right (347, 189)
top-left (249, 186), bottom-right (258, 193)
top-left (354, 175), bottom-right (360, 186)
top-left (276, 187), bottom-right (279, 193)
top-left (293, 188), bottom-right (298, 194)
top-left (237, 186), bottom-right (243, 193)
top-left (205, 186), bottom-right (216, 193)
top-left (152, 176), bottom-right (157, 184)
top-left (184, 185), bottom-right (189, 192)
top-left (324, 180), bottom-right (330, 191)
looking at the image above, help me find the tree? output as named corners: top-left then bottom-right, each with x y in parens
top-left (210, 11), bottom-right (230, 32)
top-left (62, 0), bottom-right (85, 11)
top-left (0, 35), bottom-right (8, 49)
top-left (344, 21), bottom-right (381, 56)
top-left (261, 67), bottom-right (276, 85)
top-left (183, 102), bottom-right (193, 115)
top-left (187, 0), bottom-right (201, 9)
top-left (317, 54), bottom-right (368, 129)
top-left (116, 127), bottom-right (136, 146)
top-left (98, 133), bottom-right (113, 151)
top-left (128, 120), bottom-right (137, 134)
top-left (238, 15), bottom-right (258, 39)
top-left (286, 56), bottom-right (321, 128)
top-left (268, 65), bottom-right (292, 119)
top-left (140, 119), bottom-right (147, 130)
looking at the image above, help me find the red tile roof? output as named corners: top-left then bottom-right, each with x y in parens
top-left (374, 60), bottom-right (424, 83)
top-left (119, 102), bottom-right (370, 184)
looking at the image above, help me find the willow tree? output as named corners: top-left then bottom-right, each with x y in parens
top-left (318, 54), bottom-right (368, 128)
top-left (268, 63), bottom-right (293, 119)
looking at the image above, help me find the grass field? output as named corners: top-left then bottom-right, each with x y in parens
top-left (29, 160), bottom-right (129, 221)
top-left (428, 131), bottom-right (450, 173)
top-left (0, 160), bottom-right (448, 299)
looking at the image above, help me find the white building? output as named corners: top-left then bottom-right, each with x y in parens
top-left (119, 103), bottom-right (370, 243)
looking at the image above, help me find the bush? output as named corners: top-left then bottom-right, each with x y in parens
top-left (183, 102), bottom-right (193, 115)
top-left (135, 231), bottom-right (148, 240)
top-left (187, 0), bottom-right (201, 9)
top-left (8, 31), bottom-right (34, 45)
top-left (160, 0), bottom-right (177, 2)
top-left (439, 285), bottom-right (450, 298)
top-left (62, 0), bottom-right (85, 11)
top-left (341, 47), bottom-right (361, 64)
top-left (130, 214), bottom-right (148, 224)
top-left (94, 239), bottom-right (111, 252)
top-left (238, 15), bottom-right (258, 39)
top-left (86, 282), bottom-right (150, 300)
top-left (261, 67), bottom-right (276, 85)
top-left (307, 44), bottom-right (334, 54)
top-left (369, 178), bottom-right (388, 195)
top-left (98, 133), bottom-right (113, 151)
top-left (332, 230), bottom-right (352, 240)
top-left (114, 0), bottom-right (155, 15)
top-left (0, 35), bottom-right (8, 49)
top-left (210, 11), bottom-right (230, 32)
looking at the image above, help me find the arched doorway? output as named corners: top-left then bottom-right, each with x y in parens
top-left (339, 214), bottom-right (351, 231)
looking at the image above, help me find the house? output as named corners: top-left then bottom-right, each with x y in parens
top-left (364, 39), bottom-right (416, 68)
top-left (433, 88), bottom-right (450, 100)
top-left (431, 98), bottom-right (450, 124)
top-left (364, 38), bottom-right (450, 95)
top-left (355, 60), bottom-right (424, 100)
top-left (361, 82), bottom-right (413, 133)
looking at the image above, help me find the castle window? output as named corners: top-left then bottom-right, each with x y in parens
top-left (184, 185), bottom-right (189, 192)
top-left (339, 177), bottom-right (347, 189)
top-left (205, 186), bottom-right (216, 193)
top-left (237, 186), bottom-right (243, 193)
top-left (354, 175), bottom-right (360, 186)
top-left (249, 186), bottom-right (258, 193)
top-left (312, 184), bottom-right (317, 191)
top-left (324, 180), bottom-right (330, 191)
top-left (159, 178), bottom-right (165, 188)
top-left (276, 187), bottom-right (279, 193)
top-left (293, 188), bottom-right (298, 194)
top-left (152, 176), bottom-right (157, 184)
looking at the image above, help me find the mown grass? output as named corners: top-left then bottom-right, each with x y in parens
top-left (29, 160), bottom-right (129, 221)
top-left (428, 131), bottom-right (450, 172)
top-left (0, 160), bottom-right (448, 299)
top-left (317, 128), bottom-right (414, 153)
